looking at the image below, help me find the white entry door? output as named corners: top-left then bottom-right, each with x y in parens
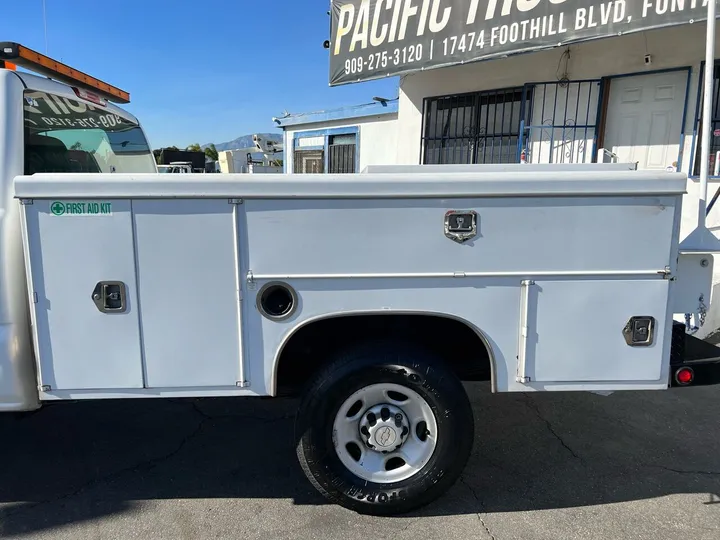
top-left (603, 71), bottom-right (687, 170)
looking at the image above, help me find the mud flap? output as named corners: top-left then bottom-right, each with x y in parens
top-left (670, 321), bottom-right (720, 387)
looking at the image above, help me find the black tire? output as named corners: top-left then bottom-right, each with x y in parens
top-left (294, 341), bottom-right (474, 516)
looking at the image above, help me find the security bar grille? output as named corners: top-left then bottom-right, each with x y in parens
top-left (694, 63), bottom-right (720, 176)
top-left (521, 80), bottom-right (602, 164)
top-left (422, 88), bottom-right (528, 165)
top-left (329, 143), bottom-right (356, 173)
top-left (294, 149), bottom-right (324, 174)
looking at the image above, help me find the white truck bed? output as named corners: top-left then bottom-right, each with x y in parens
top-left (14, 169), bottom-right (691, 400)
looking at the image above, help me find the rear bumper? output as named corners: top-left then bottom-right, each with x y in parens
top-left (670, 322), bottom-right (720, 387)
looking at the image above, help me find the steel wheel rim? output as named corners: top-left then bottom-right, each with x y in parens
top-left (332, 382), bottom-right (438, 484)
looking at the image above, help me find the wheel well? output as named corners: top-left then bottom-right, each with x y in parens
top-left (275, 314), bottom-right (493, 397)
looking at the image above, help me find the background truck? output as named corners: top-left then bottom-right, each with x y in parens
top-left (2, 42), bottom-right (720, 516)
top-left (158, 162), bottom-right (194, 174)
top-left (157, 148), bottom-right (206, 173)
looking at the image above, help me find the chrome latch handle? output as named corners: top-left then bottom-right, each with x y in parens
top-left (91, 281), bottom-right (127, 313)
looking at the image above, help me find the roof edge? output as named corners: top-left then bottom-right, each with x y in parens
top-left (273, 99), bottom-right (398, 128)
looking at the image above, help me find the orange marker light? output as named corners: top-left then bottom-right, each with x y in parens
top-left (0, 42), bottom-right (129, 104)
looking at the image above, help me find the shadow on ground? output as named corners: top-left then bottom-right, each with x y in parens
top-left (0, 383), bottom-right (718, 537)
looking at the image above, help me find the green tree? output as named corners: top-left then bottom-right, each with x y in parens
top-left (187, 143), bottom-right (202, 152)
top-left (204, 143), bottom-right (218, 162)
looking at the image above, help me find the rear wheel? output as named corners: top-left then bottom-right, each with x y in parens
top-left (295, 342), bottom-right (474, 515)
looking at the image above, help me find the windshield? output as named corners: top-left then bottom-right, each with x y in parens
top-left (23, 90), bottom-right (156, 174)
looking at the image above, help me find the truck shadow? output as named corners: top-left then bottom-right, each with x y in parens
top-left (0, 383), bottom-right (718, 536)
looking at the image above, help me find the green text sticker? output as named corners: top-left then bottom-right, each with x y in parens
top-left (50, 201), bottom-right (113, 216)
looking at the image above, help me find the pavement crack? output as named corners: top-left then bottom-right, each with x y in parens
top-left (398, 518), bottom-right (419, 533)
top-left (459, 476), bottom-right (497, 540)
top-left (189, 400), bottom-right (294, 424)
top-left (5, 414), bottom-right (210, 518)
top-left (521, 394), bottom-right (581, 461)
top-left (4, 401), bottom-right (295, 519)
top-left (648, 465), bottom-right (720, 476)
top-left (190, 401), bottom-right (212, 420)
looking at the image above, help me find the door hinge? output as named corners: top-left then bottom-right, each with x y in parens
top-left (516, 280), bottom-right (535, 385)
top-left (228, 198), bottom-right (243, 205)
top-left (236, 380), bottom-right (250, 388)
top-left (39, 384), bottom-right (51, 392)
top-left (246, 270), bottom-right (255, 285)
top-left (20, 199), bottom-right (33, 205)
top-left (660, 266), bottom-right (673, 279)
top-left (32, 292), bottom-right (38, 304)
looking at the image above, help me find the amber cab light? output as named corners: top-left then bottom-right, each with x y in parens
top-left (0, 41), bottom-right (129, 104)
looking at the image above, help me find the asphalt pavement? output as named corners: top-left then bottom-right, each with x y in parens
top-left (1, 383), bottom-right (719, 540)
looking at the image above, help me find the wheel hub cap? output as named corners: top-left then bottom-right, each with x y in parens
top-left (332, 382), bottom-right (438, 484)
top-left (359, 404), bottom-right (410, 452)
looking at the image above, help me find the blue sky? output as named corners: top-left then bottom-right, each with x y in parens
top-left (1, 0), bottom-right (398, 148)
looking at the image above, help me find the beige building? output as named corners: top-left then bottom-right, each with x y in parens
top-left (276, 100), bottom-right (399, 174)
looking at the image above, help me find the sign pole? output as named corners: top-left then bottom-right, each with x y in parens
top-left (699, 0), bottom-right (717, 227)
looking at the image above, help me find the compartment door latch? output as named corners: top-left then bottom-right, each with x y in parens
top-left (91, 281), bottom-right (127, 313)
top-left (622, 316), bottom-right (655, 346)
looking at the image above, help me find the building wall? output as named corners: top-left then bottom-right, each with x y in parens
top-left (397, 22), bottom-right (720, 282)
top-left (284, 113), bottom-right (398, 173)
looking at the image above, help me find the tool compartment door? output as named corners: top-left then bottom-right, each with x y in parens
top-left (132, 199), bottom-right (242, 388)
top-left (22, 199), bottom-right (143, 390)
top-left (523, 279), bottom-right (670, 383)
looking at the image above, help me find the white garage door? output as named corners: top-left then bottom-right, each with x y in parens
top-left (603, 71), bottom-right (687, 170)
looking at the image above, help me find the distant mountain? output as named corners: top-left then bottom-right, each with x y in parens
top-left (204, 133), bottom-right (282, 152)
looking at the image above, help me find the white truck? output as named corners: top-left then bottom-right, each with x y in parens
top-left (158, 162), bottom-right (194, 174)
top-left (2, 42), bottom-right (720, 516)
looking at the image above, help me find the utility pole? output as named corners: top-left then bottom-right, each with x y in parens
top-left (42, 0), bottom-right (48, 54)
top-left (699, 0), bottom-right (717, 224)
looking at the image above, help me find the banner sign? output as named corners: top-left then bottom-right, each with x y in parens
top-left (329, 0), bottom-right (713, 85)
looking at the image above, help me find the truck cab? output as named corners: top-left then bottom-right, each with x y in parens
top-left (158, 162), bottom-right (193, 174)
top-left (0, 42), bottom-right (157, 411)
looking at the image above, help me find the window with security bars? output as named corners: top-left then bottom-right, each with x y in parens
top-left (294, 149), bottom-right (324, 174)
top-left (328, 134), bottom-right (356, 173)
top-left (422, 88), bottom-right (529, 165)
top-left (694, 62), bottom-right (720, 176)
top-left (522, 81), bottom-right (601, 164)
